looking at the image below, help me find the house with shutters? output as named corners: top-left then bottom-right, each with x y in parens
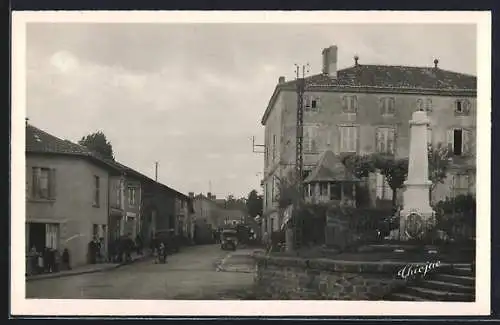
top-left (26, 122), bottom-right (194, 268)
top-left (25, 122), bottom-right (122, 267)
top-left (260, 44), bottom-right (476, 235)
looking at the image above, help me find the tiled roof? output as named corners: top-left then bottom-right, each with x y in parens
top-left (26, 124), bottom-right (93, 156)
top-left (282, 65), bottom-right (476, 90)
top-left (304, 150), bottom-right (359, 183)
top-left (26, 124), bottom-right (188, 199)
top-left (262, 64), bottom-right (476, 125)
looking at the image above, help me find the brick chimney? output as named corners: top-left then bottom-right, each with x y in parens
top-left (278, 76), bottom-right (285, 84)
top-left (322, 45), bottom-right (338, 78)
top-left (188, 192), bottom-right (194, 198)
top-left (207, 192), bottom-right (212, 200)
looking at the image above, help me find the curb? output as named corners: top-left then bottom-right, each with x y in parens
top-left (26, 255), bottom-right (152, 282)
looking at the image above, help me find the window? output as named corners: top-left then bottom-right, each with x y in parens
top-left (455, 99), bottom-right (471, 115)
top-left (303, 125), bottom-right (318, 153)
top-left (376, 172), bottom-right (393, 200)
top-left (113, 180), bottom-right (121, 208)
top-left (425, 98), bottom-right (433, 112)
top-left (93, 176), bottom-right (100, 207)
top-left (453, 173), bottom-right (471, 196)
top-left (329, 183), bottom-right (342, 200)
top-left (45, 223), bottom-right (59, 249)
top-left (32, 167), bottom-right (56, 200)
top-left (417, 98), bottom-right (433, 112)
top-left (340, 126), bottom-right (358, 153)
top-left (128, 187), bottom-right (137, 206)
top-left (304, 95), bottom-right (320, 112)
top-left (427, 127), bottom-right (433, 145)
top-left (447, 128), bottom-right (472, 156)
top-left (379, 97), bottom-right (395, 115)
top-left (376, 127), bottom-right (395, 154)
top-left (342, 95), bottom-right (358, 113)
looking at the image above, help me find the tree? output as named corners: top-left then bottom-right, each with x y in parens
top-left (246, 190), bottom-right (263, 219)
top-left (276, 170), bottom-right (303, 209)
top-left (428, 142), bottom-right (452, 204)
top-left (341, 153), bottom-right (376, 179)
top-left (224, 195), bottom-right (246, 210)
top-left (79, 131), bottom-right (114, 160)
top-left (373, 154), bottom-right (409, 209)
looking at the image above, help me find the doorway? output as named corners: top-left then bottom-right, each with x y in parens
top-left (28, 222), bottom-right (46, 253)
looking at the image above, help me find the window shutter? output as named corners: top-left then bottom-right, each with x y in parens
top-left (26, 167), bottom-right (30, 199)
top-left (462, 129), bottom-right (471, 154)
top-left (341, 96), bottom-right (347, 112)
top-left (388, 128), bottom-right (395, 154)
top-left (446, 129), bottom-right (454, 153)
top-left (389, 98), bottom-right (396, 114)
top-left (353, 96), bottom-right (358, 113)
top-left (32, 167), bottom-right (39, 198)
top-left (49, 169), bottom-right (56, 199)
top-left (464, 100), bottom-right (471, 114)
top-left (375, 128), bottom-right (381, 152)
top-left (379, 98), bottom-right (385, 115)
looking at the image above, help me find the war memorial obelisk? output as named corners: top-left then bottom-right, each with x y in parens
top-left (399, 108), bottom-right (436, 240)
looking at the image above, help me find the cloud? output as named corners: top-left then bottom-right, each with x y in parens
top-left (26, 23), bottom-right (476, 198)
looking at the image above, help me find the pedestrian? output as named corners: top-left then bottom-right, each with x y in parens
top-left (135, 234), bottom-right (143, 255)
top-left (88, 239), bottom-right (96, 264)
top-left (62, 248), bottom-right (71, 270)
top-left (37, 249), bottom-right (44, 273)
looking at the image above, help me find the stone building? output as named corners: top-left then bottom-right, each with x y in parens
top-left (260, 45), bottom-right (476, 235)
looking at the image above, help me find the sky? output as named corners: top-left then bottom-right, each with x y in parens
top-left (25, 23), bottom-right (476, 199)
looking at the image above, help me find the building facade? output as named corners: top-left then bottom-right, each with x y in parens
top-left (261, 45), bottom-right (477, 235)
top-left (26, 124), bottom-right (121, 267)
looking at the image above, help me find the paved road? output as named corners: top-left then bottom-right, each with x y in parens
top-left (26, 245), bottom-right (257, 300)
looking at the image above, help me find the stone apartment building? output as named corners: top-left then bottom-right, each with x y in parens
top-left (261, 45), bottom-right (476, 234)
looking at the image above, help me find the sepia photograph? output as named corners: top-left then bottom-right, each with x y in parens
top-left (11, 11), bottom-right (491, 316)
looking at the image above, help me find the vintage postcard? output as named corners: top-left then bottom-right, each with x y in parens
top-left (10, 11), bottom-right (491, 316)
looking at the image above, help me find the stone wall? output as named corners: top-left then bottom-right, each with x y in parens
top-left (253, 254), bottom-right (409, 300)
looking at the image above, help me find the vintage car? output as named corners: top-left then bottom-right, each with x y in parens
top-left (220, 229), bottom-right (238, 251)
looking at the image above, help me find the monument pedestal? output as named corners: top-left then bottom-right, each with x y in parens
top-left (398, 109), bottom-right (436, 241)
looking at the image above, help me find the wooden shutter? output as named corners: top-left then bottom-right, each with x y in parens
top-left (462, 129), bottom-right (471, 155)
top-left (26, 166), bottom-right (30, 199)
top-left (379, 98), bottom-right (385, 115)
top-left (32, 167), bottom-right (39, 198)
top-left (375, 128), bottom-right (381, 152)
top-left (388, 128), bottom-right (395, 154)
top-left (341, 96), bottom-right (347, 112)
top-left (353, 96), bottom-right (358, 113)
top-left (389, 98), bottom-right (396, 114)
top-left (49, 168), bottom-right (56, 199)
top-left (446, 129), bottom-right (454, 153)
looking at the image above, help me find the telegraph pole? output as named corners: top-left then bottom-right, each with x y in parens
top-left (291, 63), bottom-right (309, 251)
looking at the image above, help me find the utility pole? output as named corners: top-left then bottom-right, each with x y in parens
top-left (291, 63), bottom-right (310, 251)
top-left (155, 162), bottom-right (158, 182)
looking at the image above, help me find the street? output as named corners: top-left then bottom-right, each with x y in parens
top-left (26, 245), bottom-right (257, 300)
